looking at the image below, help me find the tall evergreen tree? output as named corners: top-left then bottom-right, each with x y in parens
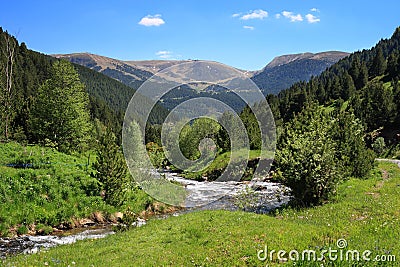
top-left (387, 50), bottom-right (399, 79)
top-left (29, 60), bottom-right (92, 151)
top-left (370, 47), bottom-right (387, 77)
top-left (92, 124), bottom-right (128, 206)
top-left (340, 72), bottom-right (356, 100)
top-left (361, 81), bottom-right (396, 130)
top-left (357, 62), bottom-right (369, 89)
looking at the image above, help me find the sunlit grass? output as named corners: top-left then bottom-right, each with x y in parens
top-left (5, 161), bottom-right (399, 266)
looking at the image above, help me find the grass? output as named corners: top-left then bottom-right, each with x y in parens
top-left (0, 142), bottom-right (152, 237)
top-left (4, 161), bottom-right (399, 266)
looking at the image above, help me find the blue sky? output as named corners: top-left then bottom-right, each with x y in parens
top-left (1, 0), bottom-right (399, 70)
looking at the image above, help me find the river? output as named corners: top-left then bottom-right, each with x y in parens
top-left (0, 171), bottom-right (290, 259)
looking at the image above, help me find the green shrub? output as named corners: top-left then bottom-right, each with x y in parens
top-left (275, 106), bottom-right (340, 206)
top-left (275, 104), bottom-right (374, 206)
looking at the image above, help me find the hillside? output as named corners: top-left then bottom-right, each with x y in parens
top-left (251, 51), bottom-right (349, 95)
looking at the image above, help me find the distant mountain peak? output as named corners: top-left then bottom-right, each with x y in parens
top-left (251, 51), bottom-right (349, 95)
top-left (265, 51), bottom-right (349, 69)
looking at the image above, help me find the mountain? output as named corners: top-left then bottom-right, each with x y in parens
top-left (53, 53), bottom-right (154, 88)
top-left (251, 51), bottom-right (349, 95)
top-left (55, 51), bottom-right (347, 111)
top-left (54, 53), bottom-right (250, 112)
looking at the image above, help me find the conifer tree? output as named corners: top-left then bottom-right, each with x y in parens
top-left (370, 47), bottom-right (387, 77)
top-left (92, 124), bottom-right (128, 206)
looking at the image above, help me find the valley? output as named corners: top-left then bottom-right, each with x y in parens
top-left (0, 4), bottom-right (399, 265)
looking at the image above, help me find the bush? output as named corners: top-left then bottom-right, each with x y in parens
top-left (274, 104), bottom-right (375, 206)
top-left (275, 108), bottom-right (340, 206)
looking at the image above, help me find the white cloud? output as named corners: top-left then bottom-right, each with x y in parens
top-left (243, 25), bottom-right (255, 30)
top-left (156, 51), bottom-right (173, 59)
top-left (156, 51), bottom-right (182, 59)
top-left (281, 11), bottom-right (303, 22)
top-left (310, 8), bottom-right (320, 12)
top-left (138, 14), bottom-right (165, 27)
top-left (305, 13), bottom-right (320, 23)
top-left (240, 9), bottom-right (268, 20)
top-left (232, 13), bottom-right (241, 18)
top-left (275, 13), bottom-right (281, 19)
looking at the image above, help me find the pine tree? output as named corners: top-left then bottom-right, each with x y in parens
top-left (361, 81), bottom-right (396, 130)
top-left (240, 106), bottom-right (261, 150)
top-left (387, 51), bottom-right (399, 79)
top-left (92, 125), bottom-right (128, 206)
top-left (370, 47), bottom-right (387, 77)
top-left (357, 62), bottom-right (369, 89)
top-left (29, 60), bottom-right (92, 151)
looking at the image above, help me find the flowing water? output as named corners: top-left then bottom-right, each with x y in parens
top-left (163, 171), bottom-right (290, 212)
top-left (0, 227), bottom-right (115, 259)
top-left (1, 171), bottom-right (290, 258)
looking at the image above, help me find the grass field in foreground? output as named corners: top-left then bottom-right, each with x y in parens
top-left (4, 162), bottom-right (400, 266)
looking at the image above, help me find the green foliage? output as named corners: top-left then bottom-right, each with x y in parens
top-left (275, 105), bottom-right (340, 206)
top-left (0, 29), bottom-right (53, 141)
top-left (16, 225), bottom-right (28, 235)
top-left (92, 125), bottom-right (128, 206)
top-left (146, 142), bottom-right (166, 169)
top-left (0, 32), bottom-right (17, 140)
top-left (359, 81), bottom-right (396, 130)
top-left (36, 223), bottom-right (53, 235)
top-left (275, 103), bottom-right (375, 206)
top-left (372, 137), bottom-right (386, 155)
top-left (331, 105), bottom-right (375, 178)
top-left (178, 117), bottom-right (220, 161)
top-left (29, 60), bottom-right (92, 152)
top-left (239, 107), bottom-right (261, 150)
top-left (369, 47), bottom-right (387, 77)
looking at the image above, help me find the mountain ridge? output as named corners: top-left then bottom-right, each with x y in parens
top-left (54, 51), bottom-right (348, 77)
top-left (54, 51), bottom-right (348, 98)
top-left (264, 51), bottom-right (350, 70)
